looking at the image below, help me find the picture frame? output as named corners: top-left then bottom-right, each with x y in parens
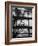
top-left (5, 1), bottom-right (37, 45)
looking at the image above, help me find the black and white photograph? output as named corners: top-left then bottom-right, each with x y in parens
top-left (11, 6), bottom-right (32, 38)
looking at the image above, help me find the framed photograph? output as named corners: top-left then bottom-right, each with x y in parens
top-left (5, 1), bottom-right (37, 45)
